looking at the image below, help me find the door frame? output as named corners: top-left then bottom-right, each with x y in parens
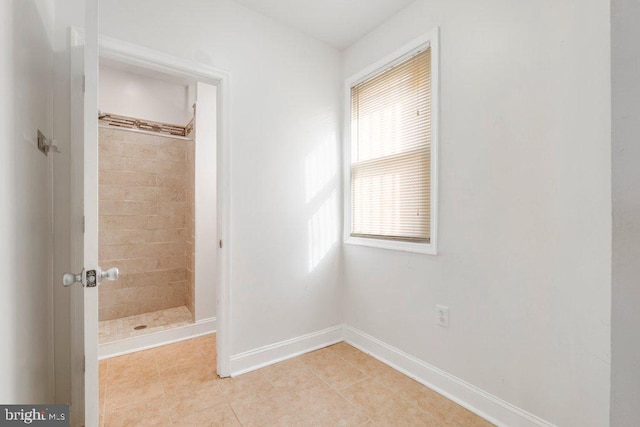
top-left (97, 35), bottom-right (233, 377)
top-left (69, 25), bottom-right (98, 427)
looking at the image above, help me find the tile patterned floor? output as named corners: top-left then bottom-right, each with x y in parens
top-left (99, 334), bottom-right (493, 426)
top-left (98, 306), bottom-right (193, 344)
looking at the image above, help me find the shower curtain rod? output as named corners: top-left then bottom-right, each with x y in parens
top-left (98, 111), bottom-right (194, 138)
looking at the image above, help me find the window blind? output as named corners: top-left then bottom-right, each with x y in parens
top-left (350, 47), bottom-right (431, 242)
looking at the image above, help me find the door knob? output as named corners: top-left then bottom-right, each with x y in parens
top-left (62, 268), bottom-right (118, 288)
top-left (63, 272), bottom-right (83, 287)
top-left (99, 267), bottom-right (119, 282)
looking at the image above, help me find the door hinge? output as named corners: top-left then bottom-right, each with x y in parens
top-left (82, 74), bottom-right (86, 93)
top-left (219, 240), bottom-right (223, 248)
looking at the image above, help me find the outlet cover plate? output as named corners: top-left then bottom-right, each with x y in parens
top-left (436, 305), bottom-right (449, 328)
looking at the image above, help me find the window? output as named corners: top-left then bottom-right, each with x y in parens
top-left (344, 32), bottom-right (438, 254)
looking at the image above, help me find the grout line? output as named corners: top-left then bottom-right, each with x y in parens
top-left (326, 343), bottom-right (452, 424)
top-left (100, 335), bottom-right (489, 426)
top-left (227, 402), bottom-right (243, 426)
top-left (292, 347), bottom-right (374, 423)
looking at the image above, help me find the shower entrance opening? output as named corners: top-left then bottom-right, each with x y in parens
top-left (68, 29), bottom-right (231, 426)
top-left (95, 37), bottom-right (230, 371)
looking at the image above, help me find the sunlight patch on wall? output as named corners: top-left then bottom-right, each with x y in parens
top-left (308, 191), bottom-right (338, 272)
top-left (305, 136), bottom-right (337, 203)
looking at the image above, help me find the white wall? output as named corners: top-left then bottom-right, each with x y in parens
top-left (95, 0), bottom-right (343, 356)
top-left (48, 3), bottom-right (617, 424)
top-left (611, 0), bottom-right (640, 425)
top-left (0, 0), bottom-right (17, 403)
top-left (194, 81), bottom-right (217, 322)
top-left (0, 0), bottom-right (55, 404)
top-left (99, 65), bottom-right (193, 125)
top-left (342, 1), bottom-right (611, 426)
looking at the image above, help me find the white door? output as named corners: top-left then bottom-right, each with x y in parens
top-left (65, 2), bottom-right (103, 426)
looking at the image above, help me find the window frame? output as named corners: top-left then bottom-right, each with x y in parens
top-left (343, 28), bottom-right (439, 255)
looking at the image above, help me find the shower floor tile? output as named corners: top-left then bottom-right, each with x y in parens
top-left (99, 306), bottom-right (193, 344)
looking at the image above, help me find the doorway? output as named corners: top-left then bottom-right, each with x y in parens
top-left (96, 59), bottom-right (217, 357)
top-left (91, 36), bottom-right (232, 423)
top-left (68, 31), bottom-right (231, 425)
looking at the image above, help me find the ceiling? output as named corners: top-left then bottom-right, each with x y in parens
top-left (231, 0), bottom-right (416, 50)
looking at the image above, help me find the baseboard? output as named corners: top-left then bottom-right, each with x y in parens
top-left (229, 325), bottom-right (343, 376)
top-left (344, 325), bottom-right (555, 427)
top-left (98, 317), bottom-right (217, 359)
top-left (114, 319), bottom-right (552, 426)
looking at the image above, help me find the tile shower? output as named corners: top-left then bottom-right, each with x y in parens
top-left (98, 127), bottom-right (196, 344)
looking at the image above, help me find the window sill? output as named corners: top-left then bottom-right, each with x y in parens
top-left (344, 236), bottom-right (437, 255)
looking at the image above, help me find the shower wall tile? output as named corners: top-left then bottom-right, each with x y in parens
top-left (158, 202), bottom-right (187, 217)
top-left (99, 170), bottom-right (158, 186)
top-left (100, 214), bottom-right (185, 230)
top-left (125, 187), bottom-right (161, 202)
top-left (156, 173), bottom-right (186, 189)
top-left (98, 186), bottom-right (126, 201)
top-left (100, 128), bottom-right (125, 141)
top-left (100, 201), bottom-right (159, 216)
top-left (123, 144), bottom-right (158, 159)
top-left (98, 128), bottom-right (194, 322)
top-left (99, 242), bottom-right (185, 261)
top-left (121, 269), bottom-right (186, 288)
top-left (157, 146), bottom-right (186, 162)
top-left (99, 229), bottom-right (187, 246)
top-left (146, 214), bottom-right (186, 229)
top-left (99, 140), bottom-right (125, 157)
top-left (155, 186), bottom-right (183, 202)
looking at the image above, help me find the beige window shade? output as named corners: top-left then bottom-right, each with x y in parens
top-left (350, 47), bottom-right (431, 242)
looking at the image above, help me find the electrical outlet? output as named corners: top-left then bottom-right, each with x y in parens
top-left (436, 305), bottom-right (449, 328)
